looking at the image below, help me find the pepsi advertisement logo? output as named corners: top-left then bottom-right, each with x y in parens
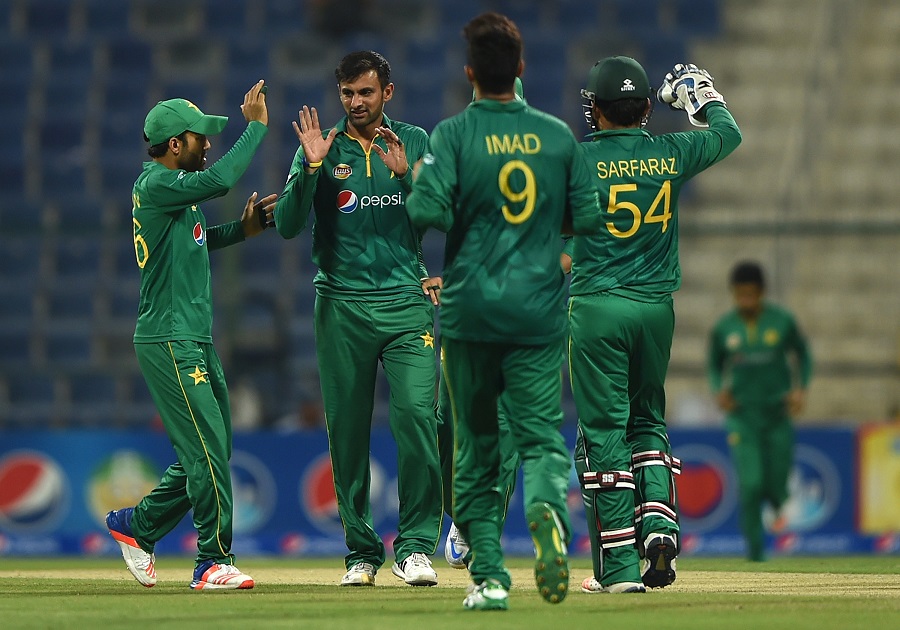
top-left (300, 452), bottom-right (388, 535)
top-left (673, 444), bottom-right (737, 533)
top-left (763, 444), bottom-right (841, 533)
top-left (0, 451), bottom-right (70, 534)
top-left (231, 450), bottom-right (277, 534)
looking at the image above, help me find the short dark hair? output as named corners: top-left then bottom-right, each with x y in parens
top-left (730, 261), bottom-right (766, 288)
top-left (147, 131), bottom-right (188, 158)
top-left (463, 12), bottom-right (522, 95)
top-left (596, 98), bottom-right (648, 127)
top-left (335, 50), bottom-right (391, 88)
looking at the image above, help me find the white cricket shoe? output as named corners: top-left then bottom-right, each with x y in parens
top-left (463, 578), bottom-right (509, 611)
top-left (190, 561), bottom-right (254, 590)
top-left (392, 552), bottom-right (438, 586)
top-left (340, 562), bottom-right (376, 586)
top-left (581, 576), bottom-right (646, 593)
top-left (444, 522), bottom-right (469, 569)
top-left (106, 508), bottom-right (156, 587)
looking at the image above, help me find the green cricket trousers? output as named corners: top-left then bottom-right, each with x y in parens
top-left (315, 295), bottom-right (442, 570)
top-left (726, 405), bottom-right (794, 561)
top-left (568, 292), bottom-right (680, 586)
top-left (442, 337), bottom-right (572, 589)
top-left (436, 347), bottom-right (520, 523)
top-left (132, 340), bottom-right (235, 566)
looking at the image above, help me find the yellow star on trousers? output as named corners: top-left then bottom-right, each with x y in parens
top-left (421, 331), bottom-right (434, 348)
top-left (189, 366), bottom-right (208, 385)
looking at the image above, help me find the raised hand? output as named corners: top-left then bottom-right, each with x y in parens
top-left (241, 80), bottom-right (268, 126)
top-left (657, 63), bottom-right (725, 127)
top-left (292, 105), bottom-right (338, 167)
top-left (372, 126), bottom-right (409, 178)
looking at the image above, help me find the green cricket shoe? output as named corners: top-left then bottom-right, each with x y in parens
top-left (463, 579), bottom-right (509, 611)
top-left (526, 502), bottom-right (569, 604)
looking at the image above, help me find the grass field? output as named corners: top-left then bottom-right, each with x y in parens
top-left (1, 556), bottom-right (899, 629)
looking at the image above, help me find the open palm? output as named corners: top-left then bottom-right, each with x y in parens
top-left (292, 105), bottom-right (337, 164)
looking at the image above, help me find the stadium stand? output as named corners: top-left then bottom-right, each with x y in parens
top-left (0, 0), bottom-right (896, 429)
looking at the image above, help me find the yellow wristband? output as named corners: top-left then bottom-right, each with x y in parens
top-left (302, 156), bottom-right (323, 170)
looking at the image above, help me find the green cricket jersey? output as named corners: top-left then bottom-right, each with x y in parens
top-left (406, 98), bottom-right (602, 344)
top-left (131, 121), bottom-right (268, 343)
top-left (571, 103), bottom-right (742, 302)
top-left (274, 114), bottom-right (429, 300)
top-left (708, 303), bottom-right (812, 408)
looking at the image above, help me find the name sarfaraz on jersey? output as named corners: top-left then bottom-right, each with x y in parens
top-left (336, 190), bottom-right (405, 214)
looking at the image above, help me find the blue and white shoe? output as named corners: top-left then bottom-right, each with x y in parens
top-left (444, 522), bottom-right (469, 570)
top-left (190, 559), bottom-right (255, 590)
top-left (106, 507), bottom-right (156, 587)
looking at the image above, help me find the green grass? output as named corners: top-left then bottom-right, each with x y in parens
top-left (1, 557), bottom-right (898, 630)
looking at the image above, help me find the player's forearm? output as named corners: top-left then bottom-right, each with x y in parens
top-left (203, 121), bottom-right (269, 192)
top-left (207, 221), bottom-right (245, 250)
top-left (275, 170), bottom-right (316, 239)
top-left (796, 342), bottom-right (813, 388)
top-left (406, 189), bottom-right (453, 232)
top-left (705, 103), bottom-right (742, 160)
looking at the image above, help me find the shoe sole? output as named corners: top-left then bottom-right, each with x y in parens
top-left (526, 502), bottom-right (569, 604)
top-left (642, 537), bottom-right (677, 588)
top-left (109, 532), bottom-right (156, 588)
top-left (464, 600), bottom-right (509, 611)
top-left (391, 563), bottom-right (437, 586)
top-left (190, 579), bottom-right (254, 591)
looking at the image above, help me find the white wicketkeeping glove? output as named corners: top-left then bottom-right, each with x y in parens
top-left (657, 63), bottom-right (725, 128)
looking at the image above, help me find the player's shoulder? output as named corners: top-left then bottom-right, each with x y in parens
top-left (387, 118), bottom-right (428, 142)
top-left (714, 309), bottom-right (741, 330)
top-left (519, 104), bottom-right (575, 136)
top-left (763, 302), bottom-right (796, 323)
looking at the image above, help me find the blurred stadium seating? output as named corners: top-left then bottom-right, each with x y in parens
top-left (0, 0), bottom-right (896, 429)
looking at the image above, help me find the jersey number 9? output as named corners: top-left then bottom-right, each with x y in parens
top-left (499, 160), bottom-right (536, 224)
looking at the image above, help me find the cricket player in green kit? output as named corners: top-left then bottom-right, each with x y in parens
top-left (407, 13), bottom-right (603, 611)
top-left (106, 81), bottom-right (277, 590)
top-left (708, 261), bottom-right (812, 561)
top-left (569, 59), bottom-right (742, 593)
top-left (274, 51), bottom-right (442, 587)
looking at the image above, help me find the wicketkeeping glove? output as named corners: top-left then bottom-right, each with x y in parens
top-left (657, 63), bottom-right (725, 128)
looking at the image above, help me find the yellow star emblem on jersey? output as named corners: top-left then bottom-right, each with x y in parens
top-left (421, 331), bottom-right (434, 348)
top-left (189, 366), bottom-right (208, 385)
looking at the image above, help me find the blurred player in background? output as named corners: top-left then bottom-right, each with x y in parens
top-left (274, 51), bottom-right (442, 588)
top-left (569, 59), bottom-right (741, 593)
top-left (708, 261), bottom-right (812, 561)
top-left (407, 12), bottom-right (602, 611)
top-left (106, 81), bottom-right (276, 591)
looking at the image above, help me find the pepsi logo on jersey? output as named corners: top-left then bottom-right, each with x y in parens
top-left (336, 190), bottom-right (404, 214)
top-left (193, 222), bottom-right (205, 246)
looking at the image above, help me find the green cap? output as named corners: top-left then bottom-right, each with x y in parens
top-left (471, 77), bottom-right (525, 102)
top-left (585, 56), bottom-right (650, 101)
top-left (143, 98), bottom-right (228, 145)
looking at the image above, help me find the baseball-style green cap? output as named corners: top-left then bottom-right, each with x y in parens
top-left (585, 56), bottom-right (650, 101)
top-left (143, 98), bottom-right (228, 145)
